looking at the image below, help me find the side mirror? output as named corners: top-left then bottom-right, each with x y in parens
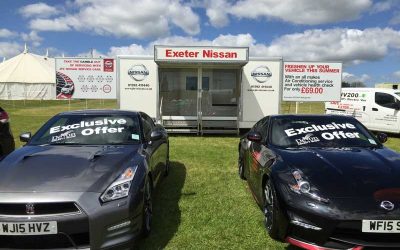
top-left (376, 132), bottom-right (388, 144)
top-left (150, 130), bottom-right (163, 141)
top-left (247, 131), bottom-right (262, 142)
top-left (20, 132), bottom-right (31, 143)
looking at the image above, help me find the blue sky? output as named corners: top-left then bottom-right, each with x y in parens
top-left (0, 0), bottom-right (399, 85)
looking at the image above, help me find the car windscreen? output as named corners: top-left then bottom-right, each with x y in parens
top-left (29, 114), bottom-right (141, 145)
top-left (269, 116), bottom-right (379, 148)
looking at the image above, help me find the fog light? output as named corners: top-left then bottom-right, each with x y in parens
top-left (107, 220), bottom-right (131, 231)
top-left (291, 219), bottom-right (322, 231)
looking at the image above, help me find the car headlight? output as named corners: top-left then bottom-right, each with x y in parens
top-left (100, 166), bottom-right (138, 202)
top-left (288, 169), bottom-right (329, 203)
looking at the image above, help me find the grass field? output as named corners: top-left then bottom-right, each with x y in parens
top-left (1, 100), bottom-right (399, 249)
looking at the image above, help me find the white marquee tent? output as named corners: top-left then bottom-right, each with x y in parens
top-left (0, 46), bottom-right (55, 100)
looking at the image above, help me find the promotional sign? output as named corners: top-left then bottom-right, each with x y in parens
top-left (283, 62), bottom-right (342, 102)
top-left (55, 58), bottom-right (116, 99)
top-left (241, 59), bottom-right (282, 127)
top-left (154, 46), bottom-right (248, 63)
top-left (118, 56), bottom-right (158, 118)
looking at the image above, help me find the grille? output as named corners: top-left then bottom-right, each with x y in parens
top-left (0, 202), bottom-right (80, 216)
top-left (0, 233), bottom-right (89, 249)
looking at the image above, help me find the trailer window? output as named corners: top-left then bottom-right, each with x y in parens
top-left (375, 92), bottom-right (398, 109)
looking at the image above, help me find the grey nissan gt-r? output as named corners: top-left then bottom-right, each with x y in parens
top-left (0, 110), bottom-right (169, 249)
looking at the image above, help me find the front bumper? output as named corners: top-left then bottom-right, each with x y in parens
top-left (0, 191), bottom-right (144, 250)
top-left (282, 193), bottom-right (400, 249)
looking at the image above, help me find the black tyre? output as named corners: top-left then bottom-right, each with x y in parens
top-left (238, 153), bottom-right (246, 180)
top-left (263, 179), bottom-right (280, 240)
top-left (141, 178), bottom-right (152, 237)
top-left (165, 149), bottom-right (170, 177)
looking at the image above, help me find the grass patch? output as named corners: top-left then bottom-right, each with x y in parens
top-left (139, 136), bottom-right (287, 249)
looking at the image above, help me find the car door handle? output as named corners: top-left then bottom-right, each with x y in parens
top-left (372, 108), bottom-right (378, 111)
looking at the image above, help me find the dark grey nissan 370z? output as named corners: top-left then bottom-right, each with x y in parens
top-left (0, 110), bottom-right (169, 249)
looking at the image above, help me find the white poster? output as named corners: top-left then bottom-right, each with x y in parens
top-left (118, 56), bottom-right (158, 118)
top-left (241, 59), bottom-right (282, 128)
top-left (283, 62), bottom-right (342, 102)
top-left (55, 58), bottom-right (116, 99)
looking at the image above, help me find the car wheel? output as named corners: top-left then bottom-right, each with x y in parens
top-left (263, 179), bottom-right (280, 239)
top-left (142, 178), bottom-right (152, 237)
top-left (238, 153), bottom-right (246, 180)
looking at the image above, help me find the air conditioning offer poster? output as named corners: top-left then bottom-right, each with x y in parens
top-left (55, 58), bottom-right (116, 99)
top-left (283, 62), bottom-right (342, 102)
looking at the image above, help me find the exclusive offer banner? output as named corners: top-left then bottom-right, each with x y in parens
top-left (55, 58), bottom-right (116, 99)
top-left (282, 62), bottom-right (342, 102)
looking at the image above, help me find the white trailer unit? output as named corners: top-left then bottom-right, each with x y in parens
top-left (325, 88), bottom-right (400, 133)
top-left (118, 46), bottom-right (282, 134)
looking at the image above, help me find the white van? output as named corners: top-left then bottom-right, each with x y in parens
top-left (325, 88), bottom-right (400, 133)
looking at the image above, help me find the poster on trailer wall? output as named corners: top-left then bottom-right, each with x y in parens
top-left (282, 62), bottom-right (342, 102)
top-left (55, 58), bottom-right (117, 99)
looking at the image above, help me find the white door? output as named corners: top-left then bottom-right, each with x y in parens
top-left (370, 92), bottom-right (400, 133)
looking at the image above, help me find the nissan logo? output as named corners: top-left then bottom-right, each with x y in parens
top-left (380, 200), bottom-right (395, 211)
top-left (26, 203), bottom-right (35, 215)
top-left (251, 66), bottom-right (272, 83)
top-left (104, 61), bottom-right (113, 67)
top-left (128, 64), bottom-right (149, 81)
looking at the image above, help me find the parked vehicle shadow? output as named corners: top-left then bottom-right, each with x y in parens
top-left (286, 245), bottom-right (302, 250)
top-left (136, 161), bottom-right (186, 249)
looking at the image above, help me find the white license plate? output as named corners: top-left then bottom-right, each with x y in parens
top-left (0, 221), bottom-right (57, 235)
top-left (362, 220), bottom-right (400, 233)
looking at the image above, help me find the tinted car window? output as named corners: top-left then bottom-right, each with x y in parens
top-left (375, 92), bottom-right (398, 109)
top-left (269, 116), bottom-right (378, 148)
top-left (259, 117), bottom-right (269, 142)
top-left (30, 114), bottom-right (141, 145)
top-left (141, 114), bottom-right (154, 141)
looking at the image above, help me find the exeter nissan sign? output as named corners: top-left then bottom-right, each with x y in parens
top-left (154, 46), bottom-right (249, 63)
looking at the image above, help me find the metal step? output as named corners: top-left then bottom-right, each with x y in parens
top-left (201, 129), bottom-right (238, 135)
top-left (163, 120), bottom-right (197, 127)
top-left (166, 128), bottom-right (198, 134)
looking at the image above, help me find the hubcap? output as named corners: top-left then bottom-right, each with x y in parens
top-left (264, 182), bottom-right (274, 231)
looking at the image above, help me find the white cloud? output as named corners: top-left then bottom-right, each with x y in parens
top-left (0, 29), bottom-right (17, 38)
top-left (76, 49), bottom-right (106, 58)
top-left (29, 0), bottom-right (200, 38)
top-left (108, 44), bottom-right (149, 56)
top-left (258, 28), bottom-right (400, 64)
top-left (202, 0), bottom-right (372, 27)
top-left (390, 11), bottom-right (400, 25)
top-left (19, 2), bottom-right (60, 18)
top-left (21, 31), bottom-right (43, 47)
top-left (0, 42), bottom-right (22, 59)
top-left (204, 0), bottom-right (230, 28)
top-left (106, 34), bottom-right (255, 56)
top-left (394, 70), bottom-right (400, 78)
top-left (105, 28), bottom-right (400, 66)
top-left (371, 0), bottom-right (396, 13)
top-left (29, 18), bottom-right (71, 31)
top-left (342, 72), bottom-right (371, 83)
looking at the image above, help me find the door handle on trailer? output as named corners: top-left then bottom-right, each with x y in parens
top-left (372, 108), bottom-right (378, 111)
